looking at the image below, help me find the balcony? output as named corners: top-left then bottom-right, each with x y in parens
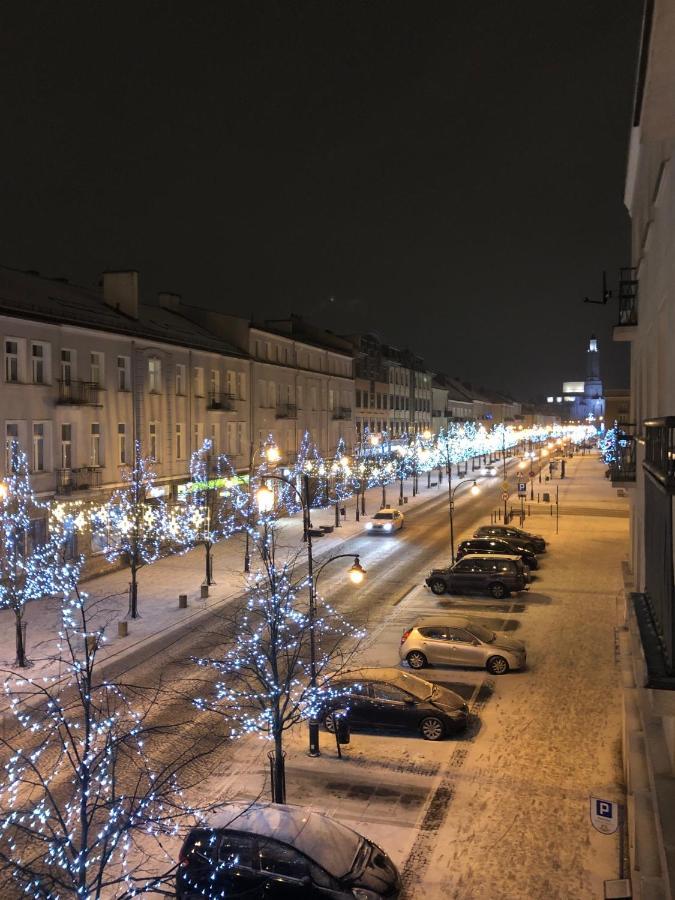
top-left (57, 380), bottom-right (101, 406)
top-left (332, 406), bottom-right (352, 420)
top-left (56, 466), bottom-right (103, 495)
top-left (608, 424), bottom-right (637, 485)
top-left (276, 403), bottom-right (298, 419)
top-left (644, 418), bottom-right (675, 491)
top-left (613, 267), bottom-right (638, 341)
top-left (207, 391), bottom-right (235, 411)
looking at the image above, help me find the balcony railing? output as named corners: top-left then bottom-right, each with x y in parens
top-left (56, 466), bottom-right (103, 495)
top-left (332, 406), bottom-right (352, 420)
top-left (57, 380), bottom-right (101, 405)
top-left (207, 391), bottom-right (235, 411)
top-left (645, 418), bottom-right (675, 490)
top-left (617, 267), bottom-right (638, 326)
top-left (276, 403), bottom-right (298, 419)
top-left (608, 424), bottom-right (637, 484)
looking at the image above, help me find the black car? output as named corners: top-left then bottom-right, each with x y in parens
top-left (425, 553), bottom-right (527, 599)
top-left (320, 666), bottom-right (468, 741)
top-left (474, 524), bottom-right (547, 553)
top-left (457, 537), bottom-right (538, 570)
top-left (177, 802), bottom-right (401, 899)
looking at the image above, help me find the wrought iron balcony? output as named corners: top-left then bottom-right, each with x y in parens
top-left (57, 380), bottom-right (101, 406)
top-left (56, 466), bottom-right (103, 495)
top-left (276, 403), bottom-right (298, 419)
top-left (645, 418), bottom-right (675, 490)
top-left (207, 391), bottom-right (235, 411)
top-left (56, 468), bottom-right (74, 494)
top-left (618, 268), bottom-right (638, 324)
top-left (608, 424), bottom-right (637, 485)
top-left (332, 406), bottom-right (352, 420)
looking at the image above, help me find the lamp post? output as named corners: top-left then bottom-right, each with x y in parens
top-left (255, 476), bottom-right (366, 757)
top-left (447, 476), bottom-right (481, 564)
top-left (244, 441), bottom-right (280, 572)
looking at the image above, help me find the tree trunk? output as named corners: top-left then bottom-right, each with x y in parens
top-left (205, 542), bottom-right (214, 585)
top-left (128, 559), bottom-right (139, 619)
top-left (270, 733), bottom-right (286, 803)
top-left (381, 484), bottom-right (386, 507)
top-left (14, 613), bottom-right (27, 668)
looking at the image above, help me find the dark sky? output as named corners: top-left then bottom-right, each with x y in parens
top-left (0, 0), bottom-right (643, 398)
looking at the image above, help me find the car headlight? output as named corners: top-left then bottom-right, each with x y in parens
top-left (365, 522), bottom-right (372, 530)
top-left (383, 523), bottom-right (392, 531)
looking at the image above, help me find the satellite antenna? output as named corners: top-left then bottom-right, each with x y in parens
top-left (584, 271), bottom-right (612, 305)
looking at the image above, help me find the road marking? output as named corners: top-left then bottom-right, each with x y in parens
top-left (392, 584), bottom-right (417, 606)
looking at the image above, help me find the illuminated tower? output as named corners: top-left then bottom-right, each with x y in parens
top-left (583, 334), bottom-right (604, 420)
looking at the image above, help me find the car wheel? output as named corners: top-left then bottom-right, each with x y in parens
top-left (429, 579), bottom-right (446, 595)
top-left (489, 581), bottom-right (509, 599)
top-left (420, 716), bottom-right (445, 741)
top-left (407, 650), bottom-right (428, 670)
top-left (323, 712), bottom-right (337, 733)
top-left (487, 655), bottom-right (510, 675)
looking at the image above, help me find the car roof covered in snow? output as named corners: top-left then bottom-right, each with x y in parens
top-left (204, 802), bottom-right (363, 878)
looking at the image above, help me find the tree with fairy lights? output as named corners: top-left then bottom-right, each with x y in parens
top-left (174, 440), bottom-right (235, 586)
top-left (194, 506), bottom-right (364, 804)
top-left (284, 431), bottom-right (328, 517)
top-left (91, 443), bottom-right (169, 619)
top-left (0, 448), bottom-right (78, 668)
top-left (325, 439), bottom-right (353, 527)
top-left (0, 578), bottom-right (222, 898)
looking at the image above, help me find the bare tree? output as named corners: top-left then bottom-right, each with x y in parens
top-left (0, 584), bottom-right (222, 898)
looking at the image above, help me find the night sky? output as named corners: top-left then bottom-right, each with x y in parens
top-left (1, 1), bottom-right (643, 398)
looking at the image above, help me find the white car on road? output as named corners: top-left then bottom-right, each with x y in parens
top-left (365, 508), bottom-right (404, 534)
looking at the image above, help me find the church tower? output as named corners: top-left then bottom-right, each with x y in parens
top-left (583, 334), bottom-right (604, 420)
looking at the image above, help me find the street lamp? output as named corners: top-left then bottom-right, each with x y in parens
top-left (0, 481), bottom-right (8, 502)
top-left (256, 472), bottom-right (366, 757)
top-left (244, 441), bottom-right (280, 572)
top-left (449, 479), bottom-right (480, 564)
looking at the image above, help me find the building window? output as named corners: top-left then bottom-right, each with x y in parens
top-left (31, 343), bottom-right (47, 384)
top-left (149, 421), bottom-right (160, 461)
top-left (32, 423), bottom-right (46, 472)
top-left (117, 356), bottom-right (131, 391)
top-left (90, 423), bottom-right (101, 467)
top-left (5, 340), bottom-right (19, 383)
top-left (226, 370), bottom-right (236, 397)
top-left (118, 423), bottom-right (127, 465)
top-left (176, 423), bottom-right (184, 460)
top-left (237, 371), bottom-right (246, 400)
top-left (193, 367), bottom-right (204, 397)
top-left (60, 424), bottom-right (72, 470)
top-left (60, 349), bottom-right (74, 384)
top-left (236, 422), bottom-right (246, 456)
top-left (176, 364), bottom-right (186, 396)
top-left (5, 423), bottom-right (21, 474)
top-left (210, 422), bottom-right (218, 455)
top-left (192, 422), bottom-right (204, 452)
top-left (148, 357), bottom-right (162, 393)
top-left (210, 369), bottom-right (220, 395)
top-left (90, 351), bottom-right (104, 387)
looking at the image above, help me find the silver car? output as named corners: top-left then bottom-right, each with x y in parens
top-left (400, 615), bottom-right (526, 675)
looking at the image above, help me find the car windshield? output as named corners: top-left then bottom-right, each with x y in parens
top-left (374, 512), bottom-right (394, 519)
top-left (392, 671), bottom-right (433, 699)
top-left (465, 622), bottom-right (495, 642)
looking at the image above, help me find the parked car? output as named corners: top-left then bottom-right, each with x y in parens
top-left (177, 801), bottom-right (402, 899)
top-left (320, 666), bottom-right (468, 740)
top-left (474, 524), bottom-right (547, 553)
top-left (425, 554), bottom-right (527, 599)
top-left (457, 537), bottom-right (538, 570)
top-left (365, 508), bottom-right (404, 534)
top-left (400, 615), bottom-right (526, 675)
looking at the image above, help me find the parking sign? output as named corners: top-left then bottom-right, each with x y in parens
top-left (517, 482), bottom-right (527, 496)
top-left (590, 797), bottom-right (619, 834)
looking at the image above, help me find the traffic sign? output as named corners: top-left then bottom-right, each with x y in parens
top-left (590, 797), bottom-right (618, 834)
top-left (501, 481), bottom-right (509, 492)
top-left (501, 491), bottom-right (509, 501)
top-left (517, 482), bottom-right (527, 496)
top-left (529, 470), bottom-right (535, 478)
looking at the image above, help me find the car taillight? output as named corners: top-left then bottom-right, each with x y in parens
top-left (401, 629), bottom-right (411, 644)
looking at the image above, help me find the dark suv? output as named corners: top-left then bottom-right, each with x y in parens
top-left (457, 537), bottom-right (538, 570)
top-left (474, 524), bottom-right (546, 553)
top-left (425, 554), bottom-right (527, 599)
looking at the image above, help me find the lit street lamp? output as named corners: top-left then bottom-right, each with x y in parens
top-left (449, 478), bottom-right (480, 564)
top-left (256, 475), bottom-right (366, 757)
top-left (244, 441), bottom-right (280, 572)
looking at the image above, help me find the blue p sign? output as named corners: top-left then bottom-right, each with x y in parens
top-left (596, 800), bottom-right (612, 818)
top-left (590, 796), bottom-right (618, 833)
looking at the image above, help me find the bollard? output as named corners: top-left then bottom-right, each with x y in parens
top-left (118, 621), bottom-right (128, 638)
top-left (178, 594), bottom-right (188, 609)
top-left (200, 584), bottom-right (209, 599)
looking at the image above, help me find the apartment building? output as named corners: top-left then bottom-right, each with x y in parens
top-left (349, 333), bottom-right (432, 439)
top-left (610, 2), bottom-right (675, 894)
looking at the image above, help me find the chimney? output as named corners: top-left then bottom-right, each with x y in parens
top-left (102, 271), bottom-right (139, 319)
top-left (158, 292), bottom-right (181, 312)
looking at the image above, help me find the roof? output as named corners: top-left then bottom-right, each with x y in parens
top-left (413, 615), bottom-right (472, 627)
top-left (458, 553), bottom-right (522, 561)
top-left (205, 802), bottom-right (362, 878)
top-left (0, 265), bottom-right (244, 357)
